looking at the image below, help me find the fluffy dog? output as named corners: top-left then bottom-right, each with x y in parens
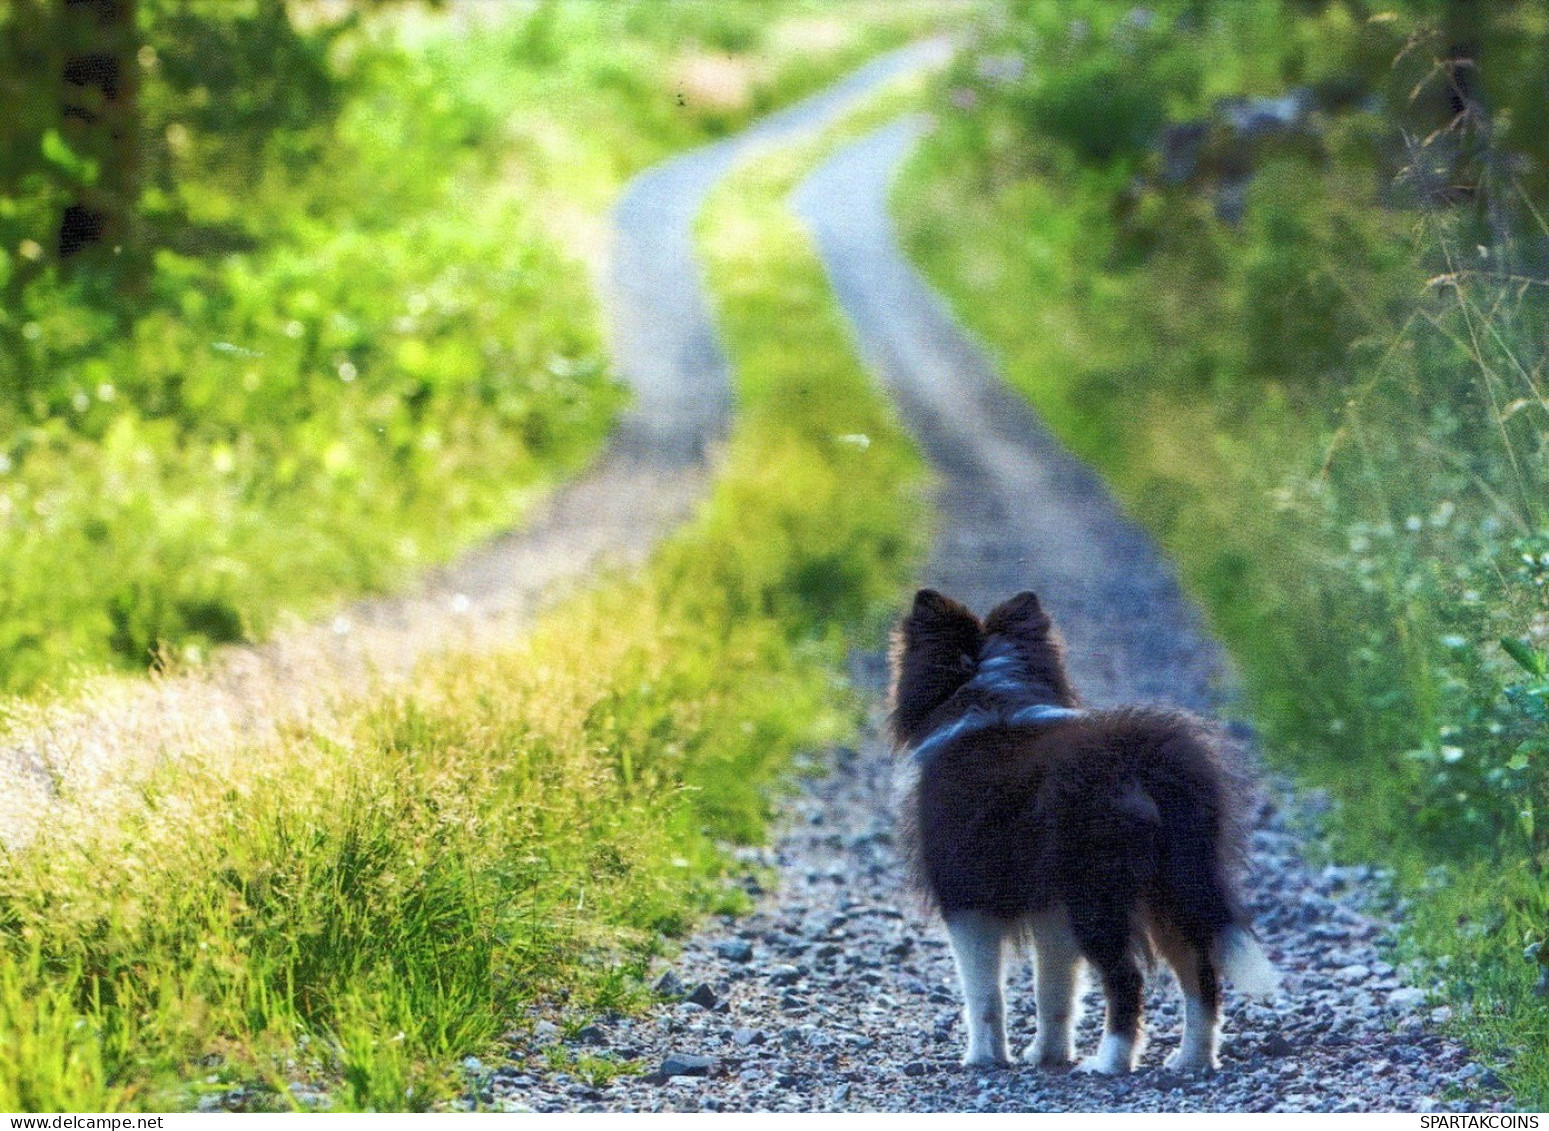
top-left (888, 588), bottom-right (1277, 1074)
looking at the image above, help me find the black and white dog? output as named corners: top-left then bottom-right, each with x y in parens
top-left (889, 589), bottom-right (1278, 1073)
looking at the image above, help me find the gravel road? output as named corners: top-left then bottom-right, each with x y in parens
top-left (475, 105), bottom-right (1513, 1114)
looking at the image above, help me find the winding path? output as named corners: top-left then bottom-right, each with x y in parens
top-left (483, 83), bottom-right (1506, 1115)
top-left (0, 42), bottom-right (949, 850)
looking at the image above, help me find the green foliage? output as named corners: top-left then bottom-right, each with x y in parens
top-left (1011, 5), bottom-right (1194, 167)
top-left (0, 968), bottom-right (134, 1112)
top-left (0, 1), bottom-right (939, 695)
top-left (0, 80), bottom-right (928, 1112)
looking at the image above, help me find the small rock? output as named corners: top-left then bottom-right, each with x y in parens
top-left (716, 939), bottom-right (755, 963)
top-left (462, 1056), bottom-right (484, 1072)
top-left (532, 1020), bottom-right (561, 1045)
top-left (1386, 987), bottom-right (1427, 1012)
top-left (732, 1028), bottom-right (764, 1047)
top-left (1431, 1006), bottom-right (1454, 1025)
top-left (770, 964), bottom-right (803, 986)
top-left (1260, 1033), bottom-right (1295, 1058)
top-left (575, 1024), bottom-right (606, 1045)
top-left (687, 983), bottom-right (719, 1009)
top-left (658, 1052), bottom-right (715, 1080)
top-left (653, 971), bottom-right (685, 998)
top-left (904, 1061), bottom-right (928, 1077)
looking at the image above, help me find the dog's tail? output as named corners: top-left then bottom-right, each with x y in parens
top-left (1215, 925), bottom-right (1280, 999)
top-left (1141, 716), bottom-right (1280, 999)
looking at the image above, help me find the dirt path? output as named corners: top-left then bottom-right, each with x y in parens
top-left (0, 44), bottom-right (948, 850)
top-left (481, 117), bottom-right (1507, 1113)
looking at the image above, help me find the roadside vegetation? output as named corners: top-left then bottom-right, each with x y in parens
top-left (897, 0), bottom-right (1549, 1104)
top-left (0, 0), bottom-right (937, 696)
top-left (0, 74), bottom-right (930, 1110)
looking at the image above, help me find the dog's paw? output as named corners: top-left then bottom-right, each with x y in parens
top-left (1073, 1056), bottom-right (1129, 1076)
top-left (961, 1046), bottom-right (1012, 1069)
top-left (1074, 1036), bottom-right (1136, 1076)
top-left (1162, 1047), bottom-right (1219, 1074)
top-left (1022, 1039), bottom-right (1075, 1069)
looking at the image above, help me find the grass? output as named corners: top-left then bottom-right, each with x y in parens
top-left (0, 0), bottom-right (946, 697)
top-left (0, 75), bottom-right (932, 1112)
top-left (896, 11), bottom-right (1549, 1106)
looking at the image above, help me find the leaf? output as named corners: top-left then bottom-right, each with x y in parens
top-left (1501, 637), bottom-right (1548, 677)
top-left (39, 128), bottom-right (100, 185)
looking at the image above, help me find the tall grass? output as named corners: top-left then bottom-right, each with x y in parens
top-left (897, 4), bottom-right (1548, 1104)
top-left (0, 81), bottom-right (929, 1112)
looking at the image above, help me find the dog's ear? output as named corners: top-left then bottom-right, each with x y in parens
top-left (904, 588), bottom-right (977, 634)
top-left (889, 589), bottom-right (982, 746)
top-left (984, 590), bottom-right (1051, 637)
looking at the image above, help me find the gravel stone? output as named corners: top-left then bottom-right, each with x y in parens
top-left (653, 972), bottom-right (685, 999)
top-left (1260, 1035), bottom-right (1295, 1058)
top-left (658, 1054), bottom-right (716, 1081)
top-left (718, 940), bottom-right (756, 963)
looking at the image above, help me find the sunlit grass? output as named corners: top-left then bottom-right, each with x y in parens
top-left (0, 77), bottom-right (931, 1112)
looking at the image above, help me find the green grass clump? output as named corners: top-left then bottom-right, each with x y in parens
top-left (0, 1), bottom-right (944, 696)
top-left (897, 7), bottom-right (1548, 1105)
top-left (0, 85), bottom-right (929, 1112)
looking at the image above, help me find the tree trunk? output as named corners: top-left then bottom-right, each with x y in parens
top-left (57, 0), bottom-right (139, 265)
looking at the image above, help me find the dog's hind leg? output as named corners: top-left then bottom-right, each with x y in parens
top-left (945, 911), bottom-right (1011, 1066)
top-left (1151, 920), bottom-right (1221, 1072)
top-left (1167, 956), bottom-right (1221, 1073)
top-left (1069, 898), bottom-right (1146, 1075)
top-left (1022, 906), bottom-right (1082, 1068)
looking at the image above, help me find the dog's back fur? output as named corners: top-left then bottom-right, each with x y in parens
top-left (888, 588), bottom-right (1272, 1072)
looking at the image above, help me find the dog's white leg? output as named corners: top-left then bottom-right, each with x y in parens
top-left (1163, 992), bottom-right (1220, 1072)
top-left (1077, 1032), bottom-right (1139, 1075)
top-left (945, 911), bottom-right (1010, 1067)
top-left (1022, 907), bottom-right (1082, 1067)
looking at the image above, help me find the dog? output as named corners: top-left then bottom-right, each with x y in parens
top-left (888, 588), bottom-right (1278, 1074)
